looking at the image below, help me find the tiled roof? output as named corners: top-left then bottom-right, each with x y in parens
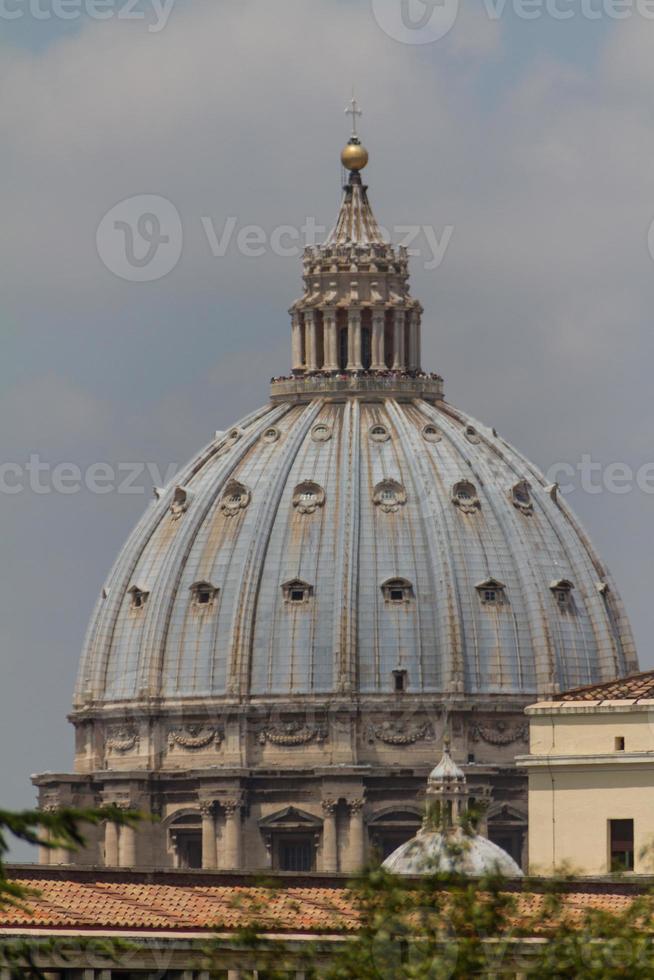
top-left (0, 869), bottom-right (648, 937)
top-left (558, 669), bottom-right (654, 702)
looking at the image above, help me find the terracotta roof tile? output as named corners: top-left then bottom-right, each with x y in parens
top-left (558, 669), bottom-right (654, 702)
top-left (0, 875), bottom-right (648, 937)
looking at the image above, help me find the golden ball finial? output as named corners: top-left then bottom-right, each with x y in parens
top-left (341, 138), bottom-right (369, 172)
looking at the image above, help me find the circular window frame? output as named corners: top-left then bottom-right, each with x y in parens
top-left (263, 427), bottom-right (281, 444)
top-left (369, 424), bottom-right (391, 444)
top-left (421, 424), bottom-right (442, 444)
top-left (311, 423), bottom-right (332, 443)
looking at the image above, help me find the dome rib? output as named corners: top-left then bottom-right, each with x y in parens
top-left (134, 404), bottom-right (289, 702)
top-left (386, 400), bottom-right (464, 692)
top-left (74, 395), bottom-right (637, 707)
top-left (227, 399), bottom-right (324, 698)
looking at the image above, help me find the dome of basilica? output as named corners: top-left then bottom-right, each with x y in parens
top-left (36, 123), bottom-right (638, 876)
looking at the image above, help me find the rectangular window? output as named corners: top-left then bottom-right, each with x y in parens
top-left (614, 736), bottom-right (625, 751)
top-left (278, 837), bottom-right (313, 872)
top-left (609, 818), bottom-right (634, 871)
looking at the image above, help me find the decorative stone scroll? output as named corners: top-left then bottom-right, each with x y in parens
top-left (168, 725), bottom-right (224, 750)
top-left (367, 720), bottom-right (434, 746)
top-left (471, 721), bottom-right (528, 745)
top-left (105, 727), bottom-right (139, 753)
top-left (258, 721), bottom-right (327, 746)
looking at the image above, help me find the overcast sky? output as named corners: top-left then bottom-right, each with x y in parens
top-left (1, 0), bottom-right (653, 856)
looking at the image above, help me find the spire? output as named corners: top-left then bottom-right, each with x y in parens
top-left (325, 99), bottom-right (384, 246)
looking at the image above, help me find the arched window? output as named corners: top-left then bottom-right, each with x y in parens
top-left (292, 481), bottom-right (326, 515)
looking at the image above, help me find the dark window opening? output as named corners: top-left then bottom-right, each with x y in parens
top-left (468, 752), bottom-right (475, 763)
top-left (615, 736), bottom-right (625, 751)
top-left (277, 836), bottom-right (314, 872)
top-left (390, 589), bottom-right (404, 602)
top-left (197, 588), bottom-right (212, 604)
top-left (609, 818), bottom-right (634, 871)
top-left (393, 670), bottom-right (407, 693)
top-left (361, 325), bottom-right (372, 370)
top-left (488, 827), bottom-right (524, 868)
top-left (290, 589), bottom-right (305, 603)
top-left (338, 327), bottom-right (348, 370)
top-left (174, 830), bottom-right (202, 869)
top-left (129, 587), bottom-right (149, 610)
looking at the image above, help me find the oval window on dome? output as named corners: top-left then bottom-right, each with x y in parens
top-left (422, 424), bottom-right (441, 443)
top-left (311, 423), bottom-right (332, 443)
top-left (452, 480), bottom-right (481, 514)
top-left (373, 479), bottom-right (407, 513)
top-left (369, 424), bottom-right (390, 443)
top-left (263, 427), bottom-right (280, 443)
top-left (464, 425), bottom-right (481, 445)
top-left (292, 481), bottom-right (326, 515)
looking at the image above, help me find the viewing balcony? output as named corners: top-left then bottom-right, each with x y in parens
top-left (270, 373), bottom-right (444, 403)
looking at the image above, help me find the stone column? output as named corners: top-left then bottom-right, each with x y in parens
top-left (305, 310), bottom-right (318, 372)
top-left (321, 800), bottom-right (338, 873)
top-left (347, 309), bottom-right (363, 371)
top-left (322, 309), bottom-right (338, 371)
top-left (38, 829), bottom-right (51, 866)
top-left (291, 313), bottom-right (303, 372)
top-left (345, 799), bottom-right (366, 872)
top-left (223, 800), bottom-right (242, 870)
top-left (118, 823), bottom-right (136, 868)
top-left (104, 820), bottom-right (119, 867)
top-left (408, 310), bottom-right (420, 371)
top-left (371, 310), bottom-right (386, 371)
top-left (392, 310), bottom-right (406, 371)
top-left (200, 801), bottom-right (217, 870)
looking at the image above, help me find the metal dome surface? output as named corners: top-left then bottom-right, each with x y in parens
top-left (75, 394), bottom-right (636, 707)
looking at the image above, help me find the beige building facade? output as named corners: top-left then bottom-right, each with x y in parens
top-left (519, 671), bottom-right (654, 876)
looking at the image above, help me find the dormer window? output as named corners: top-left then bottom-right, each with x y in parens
top-left (128, 585), bottom-right (149, 610)
top-left (550, 579), bottom-right (574, 611)
top-left (292, 481), bottom-right (326, 515)
top-left (220, 480), bottom-right (251, 516)
top-left (170, 486), bottom-right (192, 520)
top-left (476, 578), bottom-right (506, 606)
top-left (511, 480), bottom-right (533, 516)
top-left (282, 579), bottom-right (313, 604)
top-left (190, 580), bottom-right (218, 608)
top-left (381, 578), bottom-right (414, 603)
top-left (373, 479), bottom-right (406, 514)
